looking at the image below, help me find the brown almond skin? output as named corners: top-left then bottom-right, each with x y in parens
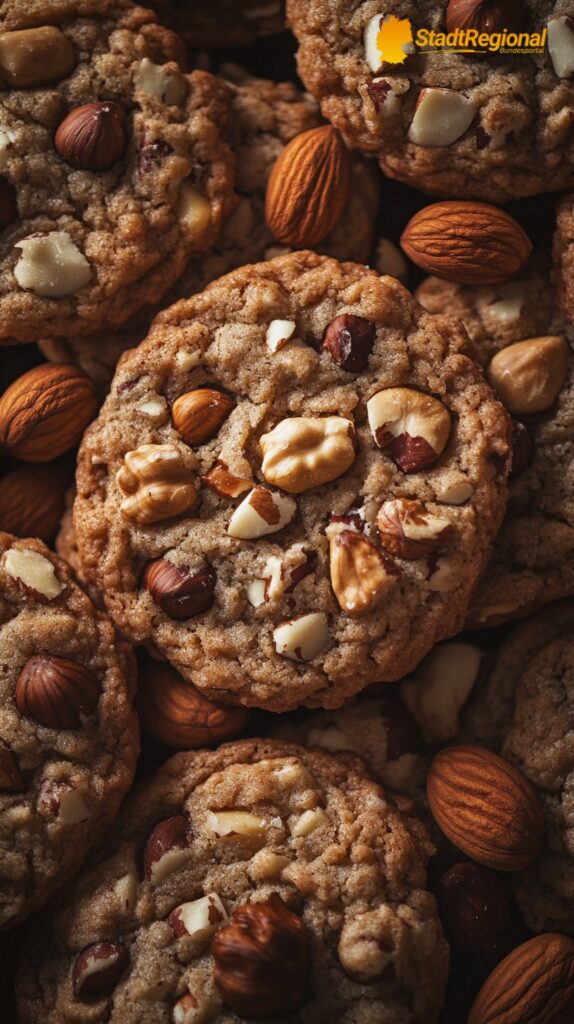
top-left (138, 662), bottom-right (248, 749)
top-left (0, 463), bottom-right (69, 542)
top-left (468, 933), bottom-right (574, 1024)
top-left (265, 125), bottom-right (350, 247)
top-left (15, 654), bottom-right (101, 729)
top-left (72, 941), bottom-right (129, 998)
top-left (400, 202), bottom-right (532, 285)
top-left (171, 388), bottom-right (235, 446)
top-left (213, 894), bottom-right (311, 1017)
top-left (143, 815), bottom-right (190, 880)
top-left (55, 101), bottom-right (126, 171)
top-left (0, 363), bottom-right (99, 461)
top-left (427, 745), bottom-right (544, 871)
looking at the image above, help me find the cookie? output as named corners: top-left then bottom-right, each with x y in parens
top-left (459, 604), bottom-right (574, 935)
top-left (73, 250), bottom-right (510, 712)
top-left (553, 190), bottom-right (574, 328)
top-left (416, 266), bottom-right (574, 626)
top-left (17, 738), bottom-right (448, 1023)
top-left (0, 0), bottom-right (234, 343)
top-left (154, 0), bottom-right (286, 48)
top-left (287, 1), bottom-right (574, 202)
top-left (38, 68), bottom-right (380, 393)
top-left (0, 533), bottom-right (138, 928)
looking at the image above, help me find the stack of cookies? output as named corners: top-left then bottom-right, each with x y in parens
top-left (1, 2), bottom-right (574, 1022)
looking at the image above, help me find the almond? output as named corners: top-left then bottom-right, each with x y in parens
top-left (138, 662), bottom-right (248, 749)
top-left (427, 745), bottom-right (544, 871)
top-left (400, 201), bottom-right (532, 285)
top-left (0, 464), bottom-right (69, 542)
top-left (0, 363), bottom-right (98, 461)
top-left (468, 932), bottom-right (574, 1024)
top-left (265, 125), bottom-right (350, 247)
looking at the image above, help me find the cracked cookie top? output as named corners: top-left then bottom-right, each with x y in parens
top-left (73, 250), bottom-right (510, 711)
top-left (417, 266), bottom-right (574, 626)
top-left (287, 0), bottom-right (574, 201)
top-left (0, 0), bottom-right (234, 342)
top-left (0, 532), bottom-right (138, 928)
top-left (17, 738), bottom-right (448, 1024)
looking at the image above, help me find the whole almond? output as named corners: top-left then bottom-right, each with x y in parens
top-left (427, 745), bottom-right (544, 870)
top-left (138, 662), bottom-right (248, 749)
top-left (0, 363), bottom-right (98, 461)
top-left (401, 201), bottom-right (532, 284)
top-left (0, 464), bottom-right (69, 541)
top-left (468, 932), bottom-right (574, 1024)
top-left (265, 125), bottom-right (350, 247)
top-left (171, 388), bottom-right (235, 446)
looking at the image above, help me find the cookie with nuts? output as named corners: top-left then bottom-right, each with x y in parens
top-left (37, 66), bottom-right (379, 393)
top-left (0, 0), bottom-right (234, 343)
top-left (74, 250), bottom-right (510, 711)
top-left (287, 1), bottom-right (574, 201)
top-left (16, 738), bottom-right (448, 1023)
top-left (416, 266), bottom-right (574, 626)
top-left (0, 533), bottom-right (138, 928)
top-left (459, 603), bottom-right (574, 936)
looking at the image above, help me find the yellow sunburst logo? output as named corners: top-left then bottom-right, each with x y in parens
top-left (376, 14), bottom-right (414, 65)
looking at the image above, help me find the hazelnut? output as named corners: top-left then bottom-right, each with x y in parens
top-left (143, 558), bottom-right (216, 619)
top-left (15, 654), bottom-right (101, 729)
top-left (446, 0), bottom-right (525, 34)
top-left (227, 486), bottom-right (297, 540)
top-left (377, 498), bottom-right (452, 559)
top-left (116, 443), bottom-right (198, 525)
top-left (213, 894), bottom-right (311, 1017)
top-left (321, 314), bottom-right (376, 372)
top-left (72, 940), bottom-right (129, 998)
top-left (327, 526), bottom-right (398, 616)
top-left (143, 815), bottom-right (191, 884)
top-left (138, 662), bottom-right (247, 749)
top-left (367, 387), bottom-right (451, 472)
top-left (0, 742), bottom-right (24, 792)
top-left (55, 102), bottom-right (126, 171)
top-left (0, 27), bottom-right (76, 88)
top-left (487, 336), bottom-right (569, 415)
top-left (260, 415), bottom-right (355, 493)
top-left (437, 861), bottom-right (514, 956)
top-left (171, 388), bottom-right (235, 447)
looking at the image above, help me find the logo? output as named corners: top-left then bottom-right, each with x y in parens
top-left (365, 13), bottom-right (547, 70)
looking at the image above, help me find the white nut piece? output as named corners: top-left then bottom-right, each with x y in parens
top-left (248, 849), bottom-right (290, 882)
top-left (57, 789), bottom-right (90, 825)
top-left (328, 527), bottom-right (396, 615)
top-left (367, 387), bottom-right (451, 473)
top-left (408, 89), bottom-right (476, 147)
top-left (484, 281), bottom-right (527, 324)
top-left (114, 867), bottom-right (138, 915)
top-left (134, 57), bottom-right (187, 104)
top-left (176, 349), bottom-right (203, 371)
top-left (548, 17), bottom-right (574, 78)
top-left (14, 232), bottom-right (92, 298)
top-left (273, 612), bottom-right (329, 662)
top-left (289, 807), bottom-right (328, 837)
top-left (137, 397), bottom-right (168, 421)
top-left (436, 479), bottom-right (474, 505)
top-left (227, 486), bottom-right (297, 540)
top-left (176, 181), bottom-right (212, 238)
top-left (170, 894), bottom-right (228, 940)
top-left (400, 641), bottom-right (483, 741)
top-left (266, 319), bottom-right (297, 353)
top-left (3, 548), bottom-right (63, 599)
top-left (247, 579), bottom-right (266, 608)
top-left (207, 810), bottom-right (267, 850)
top-left (377, 499), bottom-right (452, 560)
top-left (260, 416), bottom-right (355, 494)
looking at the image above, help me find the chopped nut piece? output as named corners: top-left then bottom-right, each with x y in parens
top-left (548, 17), bottom-right (574, 78)
top-left (227, 486), bottom-right (297, 539)
top-left (290, 807), bottom-right (327, 837)
top-left (409, 89), bottom-right (476, 147)
top-left (328, 527), bottom-right (397, 614)
top-left (3, 548), bottom-right (63, 599)
top-left (436, 480), bottom-right (473, 505)
top-left (248, 849), bottom-right (290, 882)
top-left (321, 314), bottom-right (376, 372)
top-left (72, 941), bottom-right (129, 998)
top-left (377, 499), bottom-right (452, 559)
top-left (207, 810), bottom-right (267, 850)
top-left (487, 336), bottom-right (569, 415)
top-left (273, 612), bottom-right (329, 661)
top-left (246, 579), bottom-right (266, 608)
top-left (134, 58), bottom-right (187, 104)
top-left (364, 14), bottom-right (414, 72)
top-left (401, 641), bottom-right (483, 741)
top-left (266, 319), bottom-right (297, 353)
top-left (260, 416), bottom-right (355, 493)
top-left (14, 232), bottom-right (91, 298)
top-left (177, 182), bottom-right (212, 237)
top-left (202, 459), bottom-right (252, 499)
top-left (117, 443), bottom-right (198, 525)
top-left (143, 816), bottom-right (190, 884)
top-left (367, 388), bottom-right (451, 473)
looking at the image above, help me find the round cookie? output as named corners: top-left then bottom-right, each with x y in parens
top-left (287, 0), bottom-right (574, 202)
top-left (0, 0), bottom-right (234, 343)
top-left (17, 738), bottom-right (448, 1023)
top-left (459, 603), bottom-right (574, 936)
top-left (73, 250), bottom-right (510, 711)
top-left (38, 67), bottom-right (380, 393)
top-left (0, 533), bottom-right (138, 928)
top-left (553, 190), bottom-right (574, 329)
top-left (416, 267), bottom-right (574, 627)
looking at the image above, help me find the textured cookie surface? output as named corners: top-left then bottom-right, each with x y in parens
top-left (0, 533), bottom-right (138, 928)
top-left (0, 0), bottom-right (234, 342)
top-left (553, 191), bottom-right (574, 329)
top-left (287, 0), bottom-right (574, 201)
top-left (74, 250), bottom-right (510, 711)
top-left (38, 67), bottom-right (379, 392)
top-left (417, 267), bottom-right (574, 626)
top-left (460, 604), bottom-right (574, 935)
top-left (17, 738), bottom-right (448, 1024)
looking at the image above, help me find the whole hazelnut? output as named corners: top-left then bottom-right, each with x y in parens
top-left (55, 101), bottom-right (126, 171)
top-left (437, 861), bottom-right (515, 956)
